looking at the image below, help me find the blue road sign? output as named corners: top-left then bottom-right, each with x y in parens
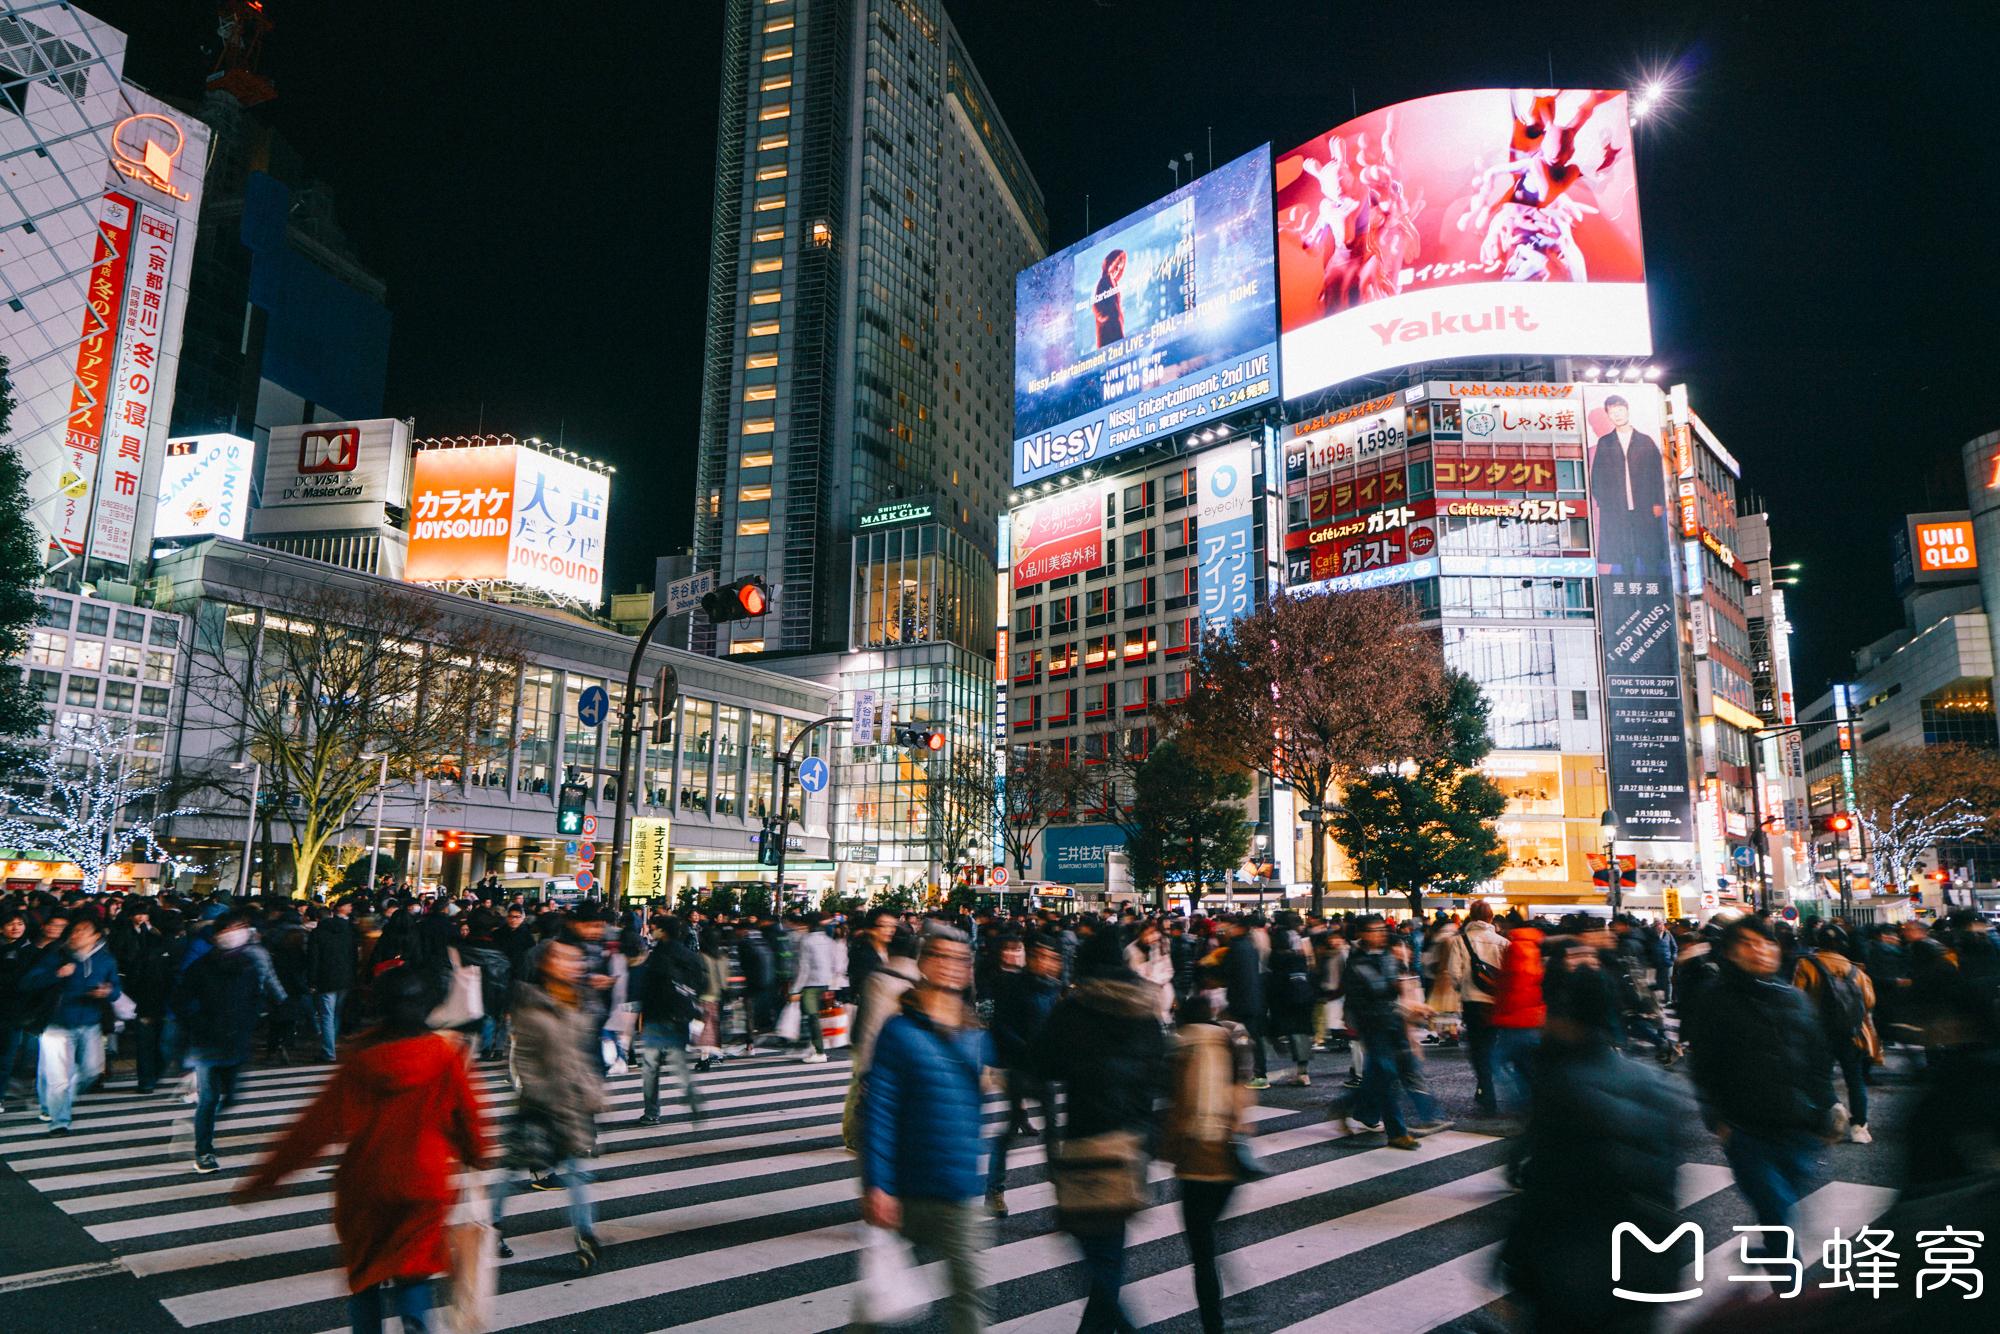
top-left (564, 840), bottom-right (578, 858)
top-left (578, 685), bottom-right (610, 728)
top-left (798, 756), bottom-right (829, 794)
top-left (1732, 845), bottom-right (1756, 868)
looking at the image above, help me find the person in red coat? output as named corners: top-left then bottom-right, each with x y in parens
top-left (236, 965), bottom-right (489, 1334)
top-left (1488, 924), bottom-right (1546, 1114)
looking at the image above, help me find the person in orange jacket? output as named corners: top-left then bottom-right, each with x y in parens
top-left (1487, 923), bottom-right (1546, 1114)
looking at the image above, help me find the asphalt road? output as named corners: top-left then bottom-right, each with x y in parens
top-left (0, 1033), bottom-right (1923, 1334)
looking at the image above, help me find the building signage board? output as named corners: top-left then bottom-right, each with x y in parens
top-left (154, 433), bottom-right (253, 539)
top-left (857, 497), bottom-right (936, 530)
top-left (261, 418), bottom-right (413, 515)
top-left (1196, 440), bottom-right (1257, 632)
top-left (1043, 825), bottom-right (1128, 883)
top-left (53, 193), bottom-right (137, 557)
top-left (628, 817), bottom-right (672, 898)
top-left (90, 200), bottom-right (181, 565)
top-left (1586, 383), bottom-right (1694, 842)
top-left (1013, 145), bottom-right (1279, 487)
top-left (404, 445), bottom-right (608, 604)
top-left (1277, 89), bottom-right (1650, 397)
top-left (1010, 489), bottom-right (1103, 588)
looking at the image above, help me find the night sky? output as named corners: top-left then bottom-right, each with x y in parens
top-left (99, 1), bottom-right (2000, 694)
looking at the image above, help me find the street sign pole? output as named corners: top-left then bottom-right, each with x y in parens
top-left (768, 717), bottom-right (848, 903)
top-left (607, 606), bottom-right (680, 910)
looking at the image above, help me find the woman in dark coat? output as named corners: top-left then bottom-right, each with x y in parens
top-left (1030, 928), bottom-right (1172, 1334)
top-left (1264, 919), bottom-right (1318, 1086)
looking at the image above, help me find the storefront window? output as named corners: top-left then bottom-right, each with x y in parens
top-left (517, 668), bottom-right (557, 794)
top-left (713, 705), bottom-right (744, 817)
top-left (1484, 755), bottom-right (1564, 816)
top-left (748, 713), bottom-right (777, 818)
top-left (682, 698), bottom-right (714, 813)
top-left (1497, 820), bottom-right (1568, 880)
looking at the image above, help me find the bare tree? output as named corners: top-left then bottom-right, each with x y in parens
top-left (998, 741), bottom-right (1089, 880)
top-left (1163, 586), bottom-right (1447, 912)
top-left (929, 743), bottom-right (997, 883)
top-left (0, 718), bottom-right (195, 891)
top-left (180, 582), bottom-right (525, 895)
top-left (1861, 794), bottom-right (1987, 895)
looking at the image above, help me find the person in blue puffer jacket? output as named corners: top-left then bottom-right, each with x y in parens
top-left (857, 927), bottom-right (993, 1334)
top-left (19, 914), bottom-right (120, 1134)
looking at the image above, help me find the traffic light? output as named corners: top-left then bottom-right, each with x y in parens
top-left (702, 576), bottom-right (769, 624)
top-left (435, 831), bottom-right (463, 853)
top-left (556, 782), bottom-right (589, 835)
top-left (895, 725), bottom-right (945, 752)
top-left (1812, 812), bottom-right (1855, 836)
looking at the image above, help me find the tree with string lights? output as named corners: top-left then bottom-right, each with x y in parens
top-left (0, 718), bottom-right (195, 891)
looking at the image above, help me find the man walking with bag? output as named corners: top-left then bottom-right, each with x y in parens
top-left (855, 928), bottom-right (992, 1334)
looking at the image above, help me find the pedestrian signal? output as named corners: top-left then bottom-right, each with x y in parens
top-left (556, 782), bottom-right (589, 835)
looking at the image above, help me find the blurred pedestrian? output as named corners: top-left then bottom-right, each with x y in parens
top-left (306, 900), bottom-right (361, 1063)
top-left (1217, 916), bottom-right (1267, 1089)
top-left (19, 914), bottom-right (119, 1134)
top-left (986, 936), bottom-right (1062, 1218)
top-left (175, 909), bottom-right (287, 1170)
top-left (1, 911), bottom-right (41, 1111)
top-left (1793, 920), bottom-right (1877, 1143)
top-left (1030, 930), bottom-right (1171, 1334)
top-left (1264, 916), bottom-right (1317, 1086)
top-left (1161, 990), bottom-right (1255, 1334)
top-left (1690, 916), bottom-right (1840, 1244)
top-left (856, 929), bottom-right (993, 1334)
top-left (636, 917), bottom-right (707, 1126)
top-left (491, 938), bottom-right (606, 1269)
top-left (1327, 915), bottom-right (1432, 1148)
top-left (1449, 900), bottom-right (1506, 1114)
top-left (235, 965), bottom-right (488, 1334)
top-left (1488, 921), bottom-right (1546, 1113)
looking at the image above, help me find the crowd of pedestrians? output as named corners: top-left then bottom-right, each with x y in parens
top-left (5, 877), bottom-right (1998, 1334)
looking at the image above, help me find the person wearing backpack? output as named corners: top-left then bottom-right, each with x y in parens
top-left (1449, 901), bottom-right (1508, 1115)
top-left (1160, 990), bottom-right (1257, 1334)
top-left (1794, 920), bottom-right (1877, 1143)
top-left (636, 916), bottom-right (708, 1125)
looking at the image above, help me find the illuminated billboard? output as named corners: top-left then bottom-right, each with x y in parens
top-left (405, 445), bottom-right (609, 604)
top-left (153, 434), bottom-right (252, 539)
top-left (1013, 144), bottom-right (1278, 487)
top-left (1276, 89), bottom-right (1650, 398)
top-left (1891, 511), bottom-right (1977, 594)
top-left (1010, 489), bottom-right (1103, 589)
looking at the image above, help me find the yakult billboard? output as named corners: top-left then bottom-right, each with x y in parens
top-left (405, 445), bottom-right (609, 605)
top-left (1277, 89), bottom-right (1650, 397)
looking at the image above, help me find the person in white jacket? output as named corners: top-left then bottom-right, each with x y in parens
top-left (1447, 901), bottom-right (1508, 1116)
top-left (791, 914), bottom-right (848, 1063)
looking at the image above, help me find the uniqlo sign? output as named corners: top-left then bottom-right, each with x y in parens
top-left (298, 428), bottom-right (360, 473)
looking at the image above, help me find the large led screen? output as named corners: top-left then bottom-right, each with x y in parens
top-left (1277, 89), bottom-right (1650, 398)
top-left (1013, 144), bottom-right (1278, 488)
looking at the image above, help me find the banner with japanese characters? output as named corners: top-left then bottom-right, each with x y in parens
top-left (89, 201), bottom-right (179, 564)
top-left (1010, 488), bottom-right (1103, 589)
top-left (1587, 383), bottom-right (1694, 843)
top-left (406, 444), bottom-right (610, 606)
top-left (1197, 440), bottom-right (1257, 633)
top-left (53, 192), bottom-right (137, 557)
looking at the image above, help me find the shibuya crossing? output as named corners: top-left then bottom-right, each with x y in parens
top-left (0, 4), bottom-right (1995, 1334)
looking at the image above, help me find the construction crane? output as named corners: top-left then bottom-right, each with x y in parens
top-left (207, 1), bottom-right (276, 107)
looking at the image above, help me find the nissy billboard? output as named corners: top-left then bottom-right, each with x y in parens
top-left (1013, 144), bottom-right (1278, 488)
top-left (1276, 89), bottom-right (1650, 398)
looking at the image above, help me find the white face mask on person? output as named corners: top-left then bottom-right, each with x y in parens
top-left (216, 927), bottom-right (250, 951)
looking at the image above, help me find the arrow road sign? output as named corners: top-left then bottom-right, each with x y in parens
top-left (577, 685), bottom-right (610, 728)
top-left (798, 756), bottom-right (829, 794)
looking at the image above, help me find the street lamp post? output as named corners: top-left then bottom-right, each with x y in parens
top-left (359, 752), bottom-right (388, 894)
top-left (230, 760), bottom-right (260, 898)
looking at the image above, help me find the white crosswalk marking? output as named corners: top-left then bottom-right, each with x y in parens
top-left (1, 1047), bottom-right (1896, 1334)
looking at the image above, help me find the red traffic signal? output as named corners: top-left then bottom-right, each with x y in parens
top-left (1812, 812), bottom-right (1854, 835)
top-left (435, 831), bottom-right (463, 852)
top-left (895, 725), bottom-right (945, 752)
top-left (702, 576), bottom-right (769, 624)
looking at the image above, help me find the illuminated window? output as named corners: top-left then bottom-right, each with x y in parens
top-left (743, 419), bottom-right (776, 435)
top-left (756, 165), bottom-right (787, 181)
top-left (746, 353), bottom-right (778, 369)
top-left (752, 224), bottom-right (785, 242)
top-left (750, 256), bottom-right (784, 273)
top-left (739, 485), bottom-right (773, 501)
top-left (742, 451), bottom-right (775, 468)
top-left (762, 45), bottom-right (793, 61)
top-left (811, 220), bottom-right (831, 246)
top-left (758, 104), bottom-right (791, 122)
top-left (760, 75), bottom-right (791, 91)
top-left (738, 519), bottom-right (771, 535)
top-left (750, 289), bottom-right (781, 304)
top-left (758, 134), bottom-right (790, 151)
top-left (763, 18), bottom-right (794, 34)
top-left (730, 640), bottom-right (766, 654)
top-left (754, 197), bottom-right (785, 212)
top-left (748, 320), bottom-right (780, 337)
top-left (744, 385), bottom-right (776, 401)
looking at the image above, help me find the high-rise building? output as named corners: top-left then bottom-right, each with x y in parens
top-left (686, 0), bottom-right (1045, 893)
top-left (0, 3), bottom-right (209, 586)
top-left (691, 0), bottom-right (1045, 658)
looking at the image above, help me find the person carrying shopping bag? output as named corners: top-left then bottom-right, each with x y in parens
top-left (236, 965), bottom-right (489, 1334)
